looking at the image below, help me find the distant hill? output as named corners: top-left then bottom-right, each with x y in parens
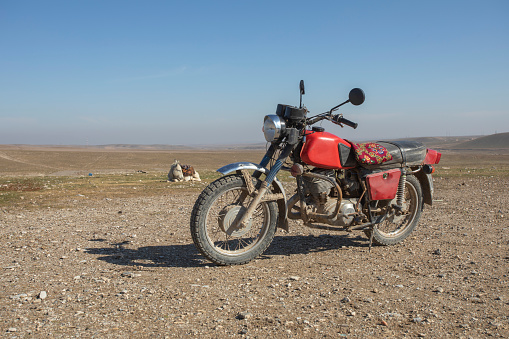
top-left (3, 133), bottom-right (507, 151)
top-left (96, 143), bottom-right (267, 150)
top-left (453, 132), bottom-right (509, 149)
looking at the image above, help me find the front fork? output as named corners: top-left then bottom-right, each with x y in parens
top-left (232, 143), bottom-right (295, 230)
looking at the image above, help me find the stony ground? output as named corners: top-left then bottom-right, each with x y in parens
top-left (1, 175), bottom-right (508, 338)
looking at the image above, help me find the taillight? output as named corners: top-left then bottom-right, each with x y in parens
top-left (435, 152), bottom-right (442, 164)
top-left (423, 164), bottom-right (435, 174)
top-left (425, 149), bottom-right (441, 164)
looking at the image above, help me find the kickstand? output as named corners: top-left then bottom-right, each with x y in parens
top-left (368, 225), bottom-right (375, 253)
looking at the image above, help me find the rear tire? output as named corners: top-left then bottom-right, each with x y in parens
top-left (190, 174), bottom-right (278, 265)
top-left (364, 174), bottom-right (423, 246)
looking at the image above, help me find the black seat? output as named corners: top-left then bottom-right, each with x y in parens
top-left (371, 140), bottom-right (426, 168)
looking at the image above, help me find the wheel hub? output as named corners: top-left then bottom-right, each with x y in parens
top-left (218, 205), bottom-right (252, 237)
top-left (388, 199), bottom-right (408, 224)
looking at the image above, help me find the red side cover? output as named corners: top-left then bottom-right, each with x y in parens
top-left (366, 169), bottom-right (401, 201)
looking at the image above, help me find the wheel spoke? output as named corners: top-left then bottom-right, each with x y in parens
top-left (374, 178), bottom-right (419, 237)
top-left (205, 185), bottom-right (270, 255)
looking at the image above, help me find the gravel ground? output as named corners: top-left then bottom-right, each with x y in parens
top-left (1, 176), bottom-right (508, 338)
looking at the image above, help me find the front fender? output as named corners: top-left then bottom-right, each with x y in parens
top-left (217, 162), bottom-right (289, 231)
top-left (217, 162), bottom-right (267, 175)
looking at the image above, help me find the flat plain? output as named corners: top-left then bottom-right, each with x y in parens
top-left (1, 144), bottom-right (508, 338)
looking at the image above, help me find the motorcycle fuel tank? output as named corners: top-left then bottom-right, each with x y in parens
top-left (301, 130), bottom-right (354, 169)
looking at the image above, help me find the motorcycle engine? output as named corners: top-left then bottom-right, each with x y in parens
top-left (338, 170), bottom-right (361, 197)
top-left (302, 169), bottom-right (335, 202)
top-left (302, 169), bottom-right (360, 227)
top-left (315, 198), bottom-right (358, 227)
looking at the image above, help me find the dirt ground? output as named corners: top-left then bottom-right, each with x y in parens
top-left (1, 148), bottom-right (508, 338)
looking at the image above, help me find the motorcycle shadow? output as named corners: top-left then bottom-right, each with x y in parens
top-left (263, 233), bottom-right (368, 258)
top-left (86, 234), bottom-right (368, 268)
top-left (85, 241), bottom-right (206, 268)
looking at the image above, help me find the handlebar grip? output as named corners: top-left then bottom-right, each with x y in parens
top-left (339, 117), bottom-right (358, 129)
top-left (332, 115), bottom-right (358, 129)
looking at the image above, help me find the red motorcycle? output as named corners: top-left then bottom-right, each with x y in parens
top-left (190, 81), bottom-right (441, 265)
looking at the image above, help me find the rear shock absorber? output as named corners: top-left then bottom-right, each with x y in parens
top-left (395, 168), bottom-right (406, 212)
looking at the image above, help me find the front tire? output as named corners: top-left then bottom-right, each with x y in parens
top-left (364, 174), bottom-right (423, 246)
top-left (190, 174), bottom-right (278, 265)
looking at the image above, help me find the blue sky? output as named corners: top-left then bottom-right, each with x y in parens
top-left (1, 1), bottom-right (508, 145)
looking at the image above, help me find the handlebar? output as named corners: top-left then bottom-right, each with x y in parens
top-left (331, 115), bottom-right (358, 129)
top-left (306, 113), bottom-right (358, 129)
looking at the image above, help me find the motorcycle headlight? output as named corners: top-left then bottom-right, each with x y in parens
top-left (263, 115), bottom-right (286, 142)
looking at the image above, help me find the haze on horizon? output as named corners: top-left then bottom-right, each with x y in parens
top-left (1, 1), bottom-right (508, 146)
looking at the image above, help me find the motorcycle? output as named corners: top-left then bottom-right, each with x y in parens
top-left (190, 81), bottom-right (441, 265)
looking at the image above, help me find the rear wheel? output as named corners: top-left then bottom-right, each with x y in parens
top-left (190, 174), bottom-right (277, 265)
top-left (364, 174), bottom-right (423, 245)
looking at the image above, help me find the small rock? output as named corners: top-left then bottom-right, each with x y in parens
top-left (239, 328), bottom-right (248, 334)
top-left (38, 291), bottom-right (47, 300)
top-left (237, 311), bottom-right (252, 320)
top-left (434, 287), bottom-right (444, 293)
top-left (121, 272), bottom-right (141, 278)
top-left (471, 297), bottom-right (483, 304)
top-left (7, 328), bottom-right (17, 332)
top-left (380, 320), bottom-right (388, 326)
top-left (412, 317), bottom-right (423, 323)
top-left (433, 249), bottom-right (441, 255)
top-left (341, 296), bottom-right (351, 303)
top-left (289, 276), bottom-right (300, 281)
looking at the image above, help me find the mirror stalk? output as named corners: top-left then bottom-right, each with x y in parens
top-left (329, 99), bottom-right (350, 113)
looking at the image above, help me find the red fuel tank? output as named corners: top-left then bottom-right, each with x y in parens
top-left (300, 131), bottom-right (354, 169)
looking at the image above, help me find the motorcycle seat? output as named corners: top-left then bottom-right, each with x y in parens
top-left (349, 140), bottom-right (426, 168)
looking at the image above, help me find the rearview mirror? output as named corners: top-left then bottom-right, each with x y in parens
top-left (349, 88), bottom-right (365, 106)
top-left (299, 80), bottom-right (305, 108)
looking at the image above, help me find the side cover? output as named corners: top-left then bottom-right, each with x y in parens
top-left (366, 168), bottom-right (401, 200)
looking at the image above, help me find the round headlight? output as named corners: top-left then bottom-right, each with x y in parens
top-left (263, 115), bottom-right (286, 142)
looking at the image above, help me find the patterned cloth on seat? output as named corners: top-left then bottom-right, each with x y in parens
top-left (349, 142), bottom-right (393, 165)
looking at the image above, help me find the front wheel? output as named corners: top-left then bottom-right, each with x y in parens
top-left (364, 174), bottom-right (423, 246)
top-left (190, 174), bottom-right (278, 265)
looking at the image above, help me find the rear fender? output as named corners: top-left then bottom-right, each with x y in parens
top-left (217, 162), bottom-right (289, 231)
top-left (414, 171), bottom-right (434, 207)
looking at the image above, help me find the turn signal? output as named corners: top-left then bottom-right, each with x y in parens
top-left (290, 164), bottom-right (304, 177)
top-left (423, 164), bottom-right (435, 174)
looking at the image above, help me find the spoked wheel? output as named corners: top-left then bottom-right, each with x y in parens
top-left (365, 175), bottom-right (423, 246)
top-left (190, 174), bottom-right (277, 265)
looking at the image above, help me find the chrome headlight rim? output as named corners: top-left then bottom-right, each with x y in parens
top-left (263, 115), bottom-right (286, 142)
